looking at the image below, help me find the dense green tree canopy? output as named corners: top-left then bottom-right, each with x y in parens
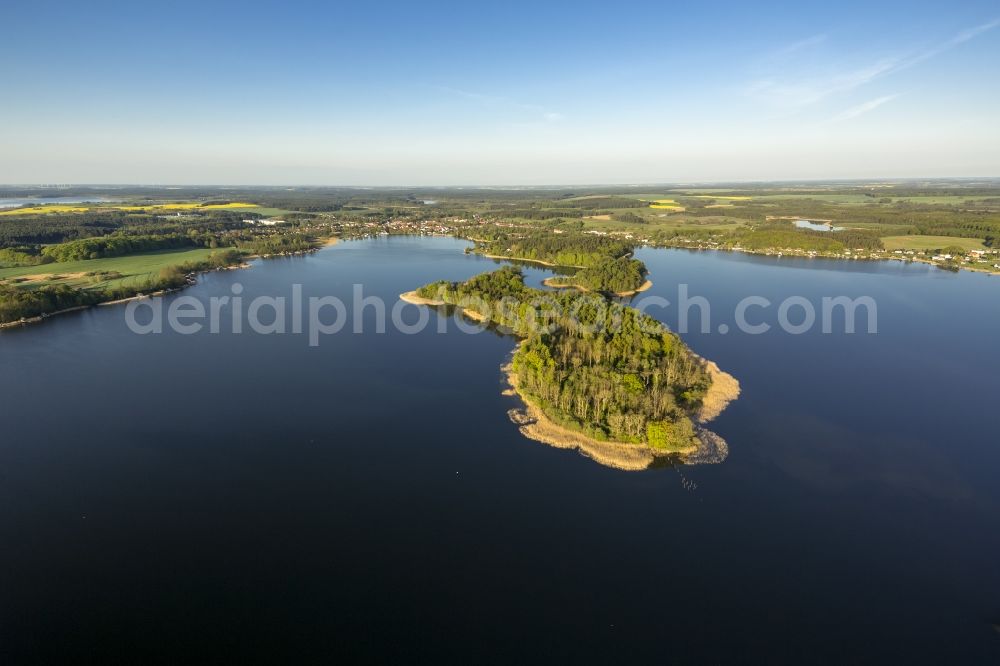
top-left (547, 257), bottom-right (647, 294)
top-left (416, 267), bottom-right (709, 451)
top-left (471, 231), bottom-right (635, 268)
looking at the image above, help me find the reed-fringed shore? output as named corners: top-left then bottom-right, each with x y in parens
top-left (503, 361), bottom-right (665, 471)
top-left (697, 358), bottom-right (741, 423)
top-left (502, 353), bottom-right (735, 471)
top-left (402, 286), bottom-right (739, 471)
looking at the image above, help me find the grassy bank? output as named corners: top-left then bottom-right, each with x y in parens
top-left (0, 248), bottom-right (244, 325)
top-left (0, 248), bottom-right (222, 290)
top-left (881, 235), bottom-right (986, 251)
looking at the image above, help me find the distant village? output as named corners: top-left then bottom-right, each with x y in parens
top-left (289, 212), bottom-right (1000, 275)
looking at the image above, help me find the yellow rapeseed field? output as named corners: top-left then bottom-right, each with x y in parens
top-left (0, 205), bottom-right (90, 216)
top-left (649, 199), bottom-right (685, 211)
top-left (202, 202), bottom-right (259, 209)
top-left (116, 202), bottom-right (259, 211)
top-left (0, 201), bottom-right (260, 216)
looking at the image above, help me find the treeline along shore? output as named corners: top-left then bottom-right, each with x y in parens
top-left (8, 181), bottom-right (998, 329)
top-left (0, 194), bottom-right (351, 327)
top-left (468, 230), bottom-right (652, 294)
top-left (405, 266), bottom-right (739, 469)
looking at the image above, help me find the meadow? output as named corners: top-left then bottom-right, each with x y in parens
top-left (2, 180), bottom-right (998, 293)
top-left (0, 248), bottom-right (222, 290)
top-left (881, 235), bottom-right (987, 251)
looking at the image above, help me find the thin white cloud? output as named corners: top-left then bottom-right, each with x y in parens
top-left (766, 34), bottom-right (827, 60)
top-left (949, 18), bottom-right (999, 45)
top-left (747, 19), bottom-right (999, 111)
top-left (748, 58), bottom-right (898, 108)
top-left (832, 94), bottom-right (900, 121)
top-left (901, 18), bottom-right (1000, 69)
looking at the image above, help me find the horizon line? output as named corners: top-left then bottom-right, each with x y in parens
top-left (2, 176), bottom-right (1000, 190)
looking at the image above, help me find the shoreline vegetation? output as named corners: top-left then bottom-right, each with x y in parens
top-left (502, 354), bottom-right (735, 471)
top-left (470, 232), bottom-right (652, 293)
top-left (0, 235), bottom-right (336, 329)
top-left (5, 180), bottom-right (998, 330)
top-left (4, 182), bottom-right (998, 332)
top-left (477, 252), bottom-right (581, 268)
top-left (406, 266), bottom-right (740, 470)
top-left (696, 357), bottom-right (741, 422)
top-left (399, 290), bottom-right (486, 321)
top-left (474, 229), bottom-right (997, 277)
top-left (647, 241), bottom-right (1000, 275)
top-left (542, 276), bottom-right (653, 297)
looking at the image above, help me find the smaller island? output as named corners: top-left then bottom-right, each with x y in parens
top-left (541, 256), bottom-right (651, 296)
top-left (405, 266), bottom-right (739, 470)
top-left (469, 231), bottom-right (653, 295)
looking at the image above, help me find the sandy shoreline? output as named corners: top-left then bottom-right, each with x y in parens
top-left (400, 291), bottom-right (739, 470)
top-left (475, 252), bottom-right (585, 269)
top-left (612, 279), bottom-right (653, 297)
top-left (624, 279), bottom-right (654, 296)
top-left (399, 290), bottom-right (444, 306)
top-left (541, 277), bottom-right (591, 292)
top-left (399, 291), bottom-right (487, 322)
top-left (503, 360), bottom-right (664, 471)
top-left (540, 277), bottom-right (653, 297)
top-left (501, 349), bottom-right (735, 471)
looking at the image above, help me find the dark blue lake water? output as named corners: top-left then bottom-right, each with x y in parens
top-left (1, 236), bottom-right (998, 663)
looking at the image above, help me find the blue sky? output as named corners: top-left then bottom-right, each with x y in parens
top-left (2, 0), bottom-right (998, 184)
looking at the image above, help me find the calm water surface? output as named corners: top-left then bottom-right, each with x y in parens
top-left (794, 219), bottom-right (844, 231)
top-left (0, 196), bottom-right (116, 208)
top-left (1, 236), bottom-right (998, 663)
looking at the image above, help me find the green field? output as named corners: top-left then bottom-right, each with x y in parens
top-left (880, 195), bottom-right (1000, 206)
top-left (881, 235), bottom-right (986, 251)
top-left (0, 248), bottom-right (221, 290)
top-left (677, 188), bottom-right (755, 194)
top-left (225, 205), bottom-right (295, 217)
top-left (747, 194), bottom-right (876, 204)
top-left (577, 214), bottom-right (746, 233)
top-left (616, 193), bottom-right (682, 201)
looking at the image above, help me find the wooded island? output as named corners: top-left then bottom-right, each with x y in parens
top-left (410, 266), bottom-right (738, 460)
